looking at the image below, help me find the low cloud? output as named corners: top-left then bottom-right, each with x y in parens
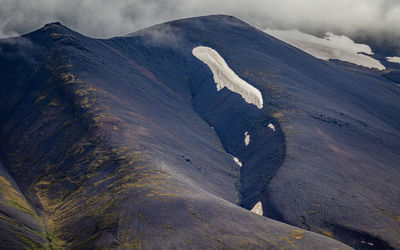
top-left (1, 0), bottom-right (399, 44)
top-left (131, 23), bottom-right (188, 50)
top-left (0, 35), bottom-right (39, 64)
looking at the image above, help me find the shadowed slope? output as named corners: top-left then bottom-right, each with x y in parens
top-left (0, 15), bottom-right (399, 249)
top-left (123, 15), bottom-right (400, 249)
top-left (0, 20), bottom-right (352, 249)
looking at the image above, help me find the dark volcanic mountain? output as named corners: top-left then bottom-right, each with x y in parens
top-left (0, 15), bottom-right (399, 249)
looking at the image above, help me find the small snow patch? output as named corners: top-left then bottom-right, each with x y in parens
top-left (361, 241), bottom-right (374, 246)
top-left (192, 46), bottom-right (263, 109)
top-left (244, 131), bottom-right (250, 146)
top-left (250, 201), bottom-right (263, 216)
top-left (268, 123), bottom-right (275, 131)
top-left (386, 56), bottom-right (400, 64)
top-left (232, 156), bottom-right (242, 167)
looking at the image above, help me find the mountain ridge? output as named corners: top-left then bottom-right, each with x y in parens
top-left (0, 15), bottom-right (399, 249)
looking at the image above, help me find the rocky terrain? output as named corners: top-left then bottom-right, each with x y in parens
top-left (0, 15), bottom-right (399, 249)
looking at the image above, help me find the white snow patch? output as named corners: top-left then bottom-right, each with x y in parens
top-left (264, 29), bottom-right (385, 70)
top-left (361, 241), bottom-right (374, 246)
top-left (244, 131), bottom-right (250, 146)
top-left (232, 156), bottom-right (242, 167)
top-left (192, 46), bottom-right (263, 109)
top-left (268, 123), bottom-right (275, 131)
top-left (386, 56), bottom-right (400, 64)
top-left (250, 201), bottom-right (263, 216)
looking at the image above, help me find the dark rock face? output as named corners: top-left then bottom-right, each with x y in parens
top-left (0, 15), bottom-right (398, 249)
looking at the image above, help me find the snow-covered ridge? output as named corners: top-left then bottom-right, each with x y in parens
top-left (192, 46), bottom-right (263, 109)
top-left (386, 56), bottom-right (400, 64)
top-left (264, 29), bottom-right (385, 70)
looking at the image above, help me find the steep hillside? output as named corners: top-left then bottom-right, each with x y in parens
top-left (0, 15), bottom-right (399, 249)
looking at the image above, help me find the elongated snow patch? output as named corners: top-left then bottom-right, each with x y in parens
top-left (244, 131), bottom-right (250, 146)
top-left (192, 46), bottom-right (263, 109)
top-left (386, 56), bottom-right (400, 64)
top-left (250, 201), bottom-right (263, 216)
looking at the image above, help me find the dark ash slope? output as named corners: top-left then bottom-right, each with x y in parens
top-left (0, 15), bottom-right (399, 249)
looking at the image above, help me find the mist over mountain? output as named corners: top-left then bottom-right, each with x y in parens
top-left (1, 0), bottom-right (400, 43)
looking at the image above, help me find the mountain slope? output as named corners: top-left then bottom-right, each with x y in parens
top-left (0, 15), bottom-right (398, 249)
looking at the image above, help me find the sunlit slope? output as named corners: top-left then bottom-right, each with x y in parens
top-left (0, 162), bottom-right (48, 248)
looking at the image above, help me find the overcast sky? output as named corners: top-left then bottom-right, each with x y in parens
top-left (1, 0), bottom-right (399, 40)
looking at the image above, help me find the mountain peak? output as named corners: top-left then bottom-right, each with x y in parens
top-left (42, 21), bottom-right (72, 34)
top-left (44, 21), bottom-right (63, 26)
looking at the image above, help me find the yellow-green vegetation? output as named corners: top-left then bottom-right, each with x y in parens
top-left (0, 213), bottom-right (43, 239)
top-left (31, 134), bottom-right (176, 247)
top-left (272, 111), bottom-right (285, 119)
top-left (307, 210), bottom-right (317, 215)
top-left (363, 200), bottom-right (400, 235)
top-left (146, 189), bottom-right (176, 202)
top-left (371, 205), bottom-right (400, 222)
top-left (117, 211), bottom-right (149, 249)
top-left (58, 71), bottom-right (106, 115)
top-left (3, 58), bottom-right (182, 248)
top-left (34, 94), bottom-right (48, 105)
top-left (49, 33), bottom-right (63, 39)
top-left (48, 99), bottom-right (59, 107)
top-left (0, 176), bottom-right (34, 216)
top-left (280, 236), bottom-right (298, 248)
top-left (289, 229), bottom-right (305, 240)
top-left (59, 73), bottom-right (78, 85)
top-left (16, 233), bottom-right (43, 250)
top-left (322, 230), bottom-right (334, 238)
top-left (188, 208), bottom-right (210, 228)
top-left (126, 234), bottom-right (145, 249)
top-left (8, 201), bottom-right (34, 215)
top-left (277, 229), bottom-right (306, 249)
top-left (0, 176), bottom-right (55, 248)
top-left (44, 231), bottom-right (67, 250)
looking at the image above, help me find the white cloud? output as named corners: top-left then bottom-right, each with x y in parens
top-left (0, 0), bottom-right (400, 40)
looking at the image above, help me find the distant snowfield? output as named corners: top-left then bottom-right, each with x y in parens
top-left (264, 29), bottom-right (385, 70)
top-left (386, 56), bottom-right (400, 64)
top-left (192, 46), bottom-right (263, 109)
